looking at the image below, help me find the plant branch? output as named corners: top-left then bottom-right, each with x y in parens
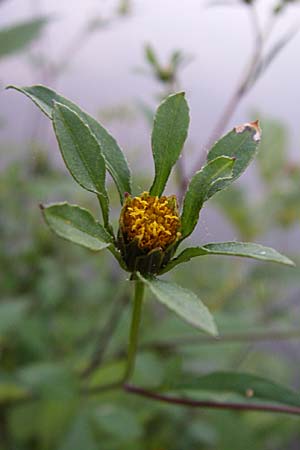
top-left (123, 384), bottom-right (300, 416)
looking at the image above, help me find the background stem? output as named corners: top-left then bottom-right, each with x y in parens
top-left (123, 279), bottom-right (145, 382)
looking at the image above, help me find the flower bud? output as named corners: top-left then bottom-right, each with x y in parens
top-left (118, 192), bottom-right (181, 274)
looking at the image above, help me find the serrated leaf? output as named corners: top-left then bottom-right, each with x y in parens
top-left (171, 371), bottom-right (300, 408)
top-left (42, 202), bottom-right (112, 251)
top-left (0, 17), bottom-right (48, 59)
top-left (161, 241), bottom-right (295, 273)
top-left (206, 121), bottom-right (261, 198)
top-left (138, 274), bottom-right (217, 336)
top-left (7, 85), bottom-right (131, 203)
top-left (52, 102), bottom-right (109, 225)
top-left (150, 92), bottom-right (189, 196)
top-left (181, 156), bottom-right (234, 239)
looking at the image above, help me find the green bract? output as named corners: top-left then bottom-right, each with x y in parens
top-left (8, 85), bottom-right (295, 336)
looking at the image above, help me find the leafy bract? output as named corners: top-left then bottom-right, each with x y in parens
top-left (41, 202), bottom-right (112, 251)
top-left (181, 156), bottom-right (234, 239)
top-left (206, 121), bottom-right (261, 198)
top-left (7, 85), bottom-right (131, 203)
top-left (150, 92), bottom-right (189, 197)
top-left (52, 102), bottom-right (109, 226)
top-left (171, 371), bottom-right (300, 408)
top-left (138, 274), bottom-right (217, 336)
top-left (161, 241), bottom-right (295, 274)
top-left (0, 17), bottom-right (48, 59)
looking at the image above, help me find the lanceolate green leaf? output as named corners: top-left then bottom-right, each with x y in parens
top-left (161, 241), bottom-right (295, 274)
top-left (138, 274), bottom-right (217, 336)
top-left (206, 121), bottom-right (261, 198)
top-left (52, 102), bottom-right (109, 226)
top-left (0, 17), bottom-right (48, 59)
top-left (181, 156), bottom-right (235, 239)
top-left (42, 202), bottom-right (112, 251)
top-left (150, 92), bottom-right (189, 197)
top-left (7, 85), bottom-right (131, 203)
top-left (171, 371), bottom-right (300, 408)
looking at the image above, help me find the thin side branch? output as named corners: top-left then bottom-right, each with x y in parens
top-left (124, 384), bottom-right (300, 416)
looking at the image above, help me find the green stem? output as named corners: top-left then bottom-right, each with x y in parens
top-left (123, 279), bottom-right (145, 382)
top-left (97, 194), bottom-right (114, 238)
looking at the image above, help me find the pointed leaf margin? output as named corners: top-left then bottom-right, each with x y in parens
top-left (138, 274), bottom-right (218, 336)
top-left (7, 85), bottom-right (132, 203)
top-left (206, 121), bottom-right (261, 198)
top-left (52, 102), bottom-right (110, 226)
top-left (149, 92), bottom-right (189, 197)
top-left (170, 371), bottom-right (300, 409)
top-left (41, 202), bottom-right (112, 251)
top-left (160, 241), bottom-right (295, 274)
top-left (181, 156), bottom-right (235, 239)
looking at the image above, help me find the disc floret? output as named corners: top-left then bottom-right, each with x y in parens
top-left (118, 192), bottom-right (181, 274)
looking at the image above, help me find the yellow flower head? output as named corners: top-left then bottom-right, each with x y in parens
top-left (120, 192), bottom-right (181, 251)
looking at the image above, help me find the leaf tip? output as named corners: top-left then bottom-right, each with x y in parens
top-left (211, 322), bottom-right (219, 337)
top-left (286, 258), bottom-right (296, 267)
top-left (235, 120), bottom-right (261, 142)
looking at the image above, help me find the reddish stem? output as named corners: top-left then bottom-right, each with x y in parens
top-left (124, 384), bottom-right (300, 416)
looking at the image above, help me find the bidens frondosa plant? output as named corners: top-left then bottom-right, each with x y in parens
top-left (9, 85), bottom-right (294, 382)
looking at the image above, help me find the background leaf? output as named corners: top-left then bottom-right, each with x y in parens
top-left (92, 405), bottom-right (142, 441)
top-left (42, 202), bottom-right (112, 251)
top-left (7, 85), bottom-right (131, 203)
top-left (206, 121), bottom-right (261, 198)
top-left (149, 92), bottom-right (189, 196)
top-left (171, 371), bottom-right (300, 408)
top-left (181, 156), bottom-right (234, 239)
top-left (0, 376), bottom-right (29, 404)
top-left (0, 300), bottom-right (29, 336)
top-left (0, 17), bottom-right (48, 59)
top-left (138, 274), bottom-right (217, 336)
top-left (161, 241), bottom-right (295, 273)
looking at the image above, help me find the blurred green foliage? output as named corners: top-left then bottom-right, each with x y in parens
top-left (0, 131), bottom-right (299, 448)
top-left (1, 0), bottom-right (300, 448)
